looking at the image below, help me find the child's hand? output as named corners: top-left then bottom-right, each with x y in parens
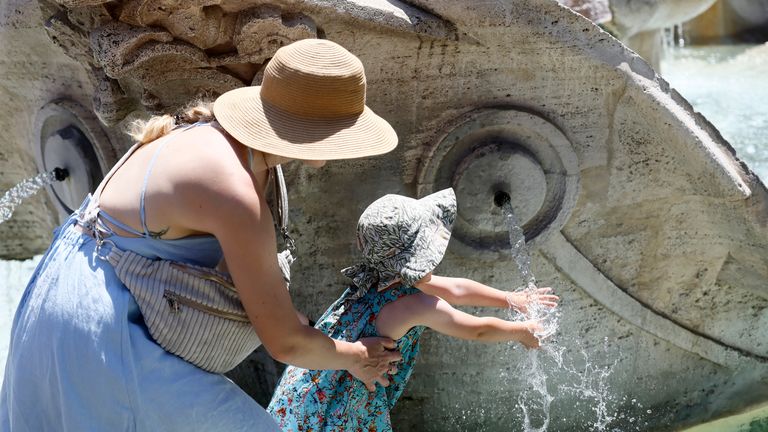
top-left (516, 320), bottom-right (545, 349)
top-left (507, 287), bottom-right (559, 315)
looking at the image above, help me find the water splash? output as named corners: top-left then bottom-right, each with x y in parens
top-left (544, 339), bottom-right (622, 431)
top-left (662, 23), bottom-right (687, 59)
top-left (500, 201), bottom-right (649, 431)
top-left (516, 349), bottom-right (554, 432)
top-left (0, 170), bottom-right (61, 224)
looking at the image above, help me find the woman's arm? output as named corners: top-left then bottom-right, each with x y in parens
top-left (416, 275), bottom-right (558, 313)
top-left (376, 293), bottom-right (542, 348)
top-left (178, 145), bottom-right (400, 391)
top-left (217, 258), bottom-right (310, 325)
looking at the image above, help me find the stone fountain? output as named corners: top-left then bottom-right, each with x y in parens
top-left (1, 0), bottom-right (767, 430)
top-left (557, 0), bottom-right (720, 67)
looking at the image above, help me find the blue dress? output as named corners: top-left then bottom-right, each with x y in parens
top-left (0, 125), bottom-right (279, 431)
top-left (267, 283), bottom-right (425, 431)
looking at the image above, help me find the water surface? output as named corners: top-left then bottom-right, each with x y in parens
top-left (660, 43), bottom-right (768, 182)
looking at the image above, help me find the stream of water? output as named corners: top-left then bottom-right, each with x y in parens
top-left (0, 171), bottom-right (59, 225)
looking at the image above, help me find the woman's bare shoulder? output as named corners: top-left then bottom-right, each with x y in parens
top-left (169, 125), bottom-right (265, 231)
top-left (173, 126), bottom-right (253, 191)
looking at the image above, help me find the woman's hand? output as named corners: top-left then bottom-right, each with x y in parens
top-left (346, 337), bottom-right (402, 391)
top-left (506, 287), bottom-right (559, 315)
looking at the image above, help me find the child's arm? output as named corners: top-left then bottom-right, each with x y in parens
top-left (376, 293), bottom-right (542, 348)
top-left (415, 274), bottom-right (558, 313)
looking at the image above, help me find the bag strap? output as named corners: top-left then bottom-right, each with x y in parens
top-left (269, 165), bottom-right (296, 287)
top-left (271, 165), bottom-right (296, 255)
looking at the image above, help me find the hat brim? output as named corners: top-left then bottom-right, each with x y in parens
top-left (398, 223), bottom-right (452, 287)
top-left (213, 86), bottom-right (398, 161)
top-left (397, 189), bottom-right (457, 286)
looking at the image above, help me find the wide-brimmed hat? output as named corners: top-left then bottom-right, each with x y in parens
top-left (341, 188), bottom-right (457, 296)
top-left (213, 39), bottom-right (398, 160)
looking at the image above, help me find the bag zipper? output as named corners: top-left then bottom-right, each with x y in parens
top-left (162, 290), bottom-right (250, 323)
top-left (169, 262), bottom-right (238, 293)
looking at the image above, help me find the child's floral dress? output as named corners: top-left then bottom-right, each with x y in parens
top-left (267, 283), bottom-right (425, 431)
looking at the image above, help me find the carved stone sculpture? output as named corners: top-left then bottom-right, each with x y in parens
top-left (1, 0), bottom-right (766, 430)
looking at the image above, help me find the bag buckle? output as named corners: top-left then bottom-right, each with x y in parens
top-left (282, 228), bottom-right (297, 255)
top-left (94, 230), bottom-right (116, 261)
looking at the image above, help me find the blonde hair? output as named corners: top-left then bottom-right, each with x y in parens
top-left (128, 101), bottom-right (216, 144)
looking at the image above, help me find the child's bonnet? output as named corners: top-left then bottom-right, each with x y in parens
top-left (341, 188), bottom-right (457, 299)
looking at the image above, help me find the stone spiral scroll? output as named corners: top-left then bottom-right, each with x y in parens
top-left (417, 108), bottom-right (580, 258)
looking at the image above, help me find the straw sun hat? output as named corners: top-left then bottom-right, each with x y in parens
top-left (213, 38), bottom-right (398, 160)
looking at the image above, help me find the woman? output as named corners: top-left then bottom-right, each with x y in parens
top-left (1, 39), bottom-right (401, 431)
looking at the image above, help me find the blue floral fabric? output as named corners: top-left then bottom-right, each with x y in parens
top-left (267, 283), bottom-right (425, 431)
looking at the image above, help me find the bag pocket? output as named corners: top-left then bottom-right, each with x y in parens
top-left (109, 248), bottom-right (261, 373)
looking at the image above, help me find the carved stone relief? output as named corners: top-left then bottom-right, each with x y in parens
top-left (43, 1), bottom-right (318, 125)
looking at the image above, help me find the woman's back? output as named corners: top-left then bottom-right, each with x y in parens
top-left (98, 123), bottom-right (260, 242)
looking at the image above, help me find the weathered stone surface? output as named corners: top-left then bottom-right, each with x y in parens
top-left (0, 0), bottom-right (90, 258)
top-left (92, 69), bottom-right (135, 125)
top-left (90, 22), bottom-right (175, 75)
top-left (234, 5), bottom-right (315, 57)
top-left (2, 0), bottom-right (767, 430)
top-left (53, 0), bottom-right (109, 7)
top-left (44, 10), bottom-right (97, 69)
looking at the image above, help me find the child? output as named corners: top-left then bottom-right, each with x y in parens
top-left (267, 188), bottom-right (558, 431)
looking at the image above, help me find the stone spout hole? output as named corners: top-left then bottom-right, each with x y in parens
top-left (493, 190), bottom-right (511, 208)
top-left (53, 167), bottom-right (69, 182)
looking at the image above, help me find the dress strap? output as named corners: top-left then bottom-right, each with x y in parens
top-left (247, 148), bottom-right (256, 172)
top-left (98, 209), bottom-right (144, 237)
top-left (139, 122), bottom-right (204, 238)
